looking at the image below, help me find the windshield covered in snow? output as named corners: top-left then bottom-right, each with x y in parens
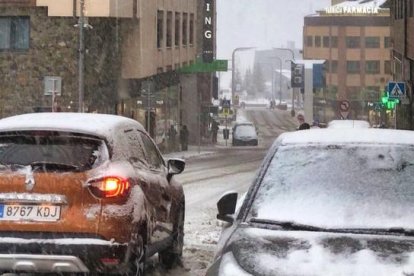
top-left (249, 143), bottom-right (414, 229)
top-left (234, 125), bottom-right (257, 137)
top-left (0, 131), bottom-right (107, 171)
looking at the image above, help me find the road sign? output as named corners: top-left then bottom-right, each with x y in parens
top-left (339, 100), bottom-right (350, 112)
top-left (388, 82), bottom-right (405, 99)
top-left (339, 100), bottom-right (350, 119)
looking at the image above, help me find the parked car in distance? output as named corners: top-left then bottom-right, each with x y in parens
top-left (207, 128), bottom-right (414, 276)
top-left (232, 122), bottom-right (258, 146)
top-left (0, 112), bottom-right (185, 275)
top-left (327, 119), bottom-right (370, 128)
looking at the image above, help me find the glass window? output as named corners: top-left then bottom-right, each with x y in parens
top-left (366, 60), bottom-right (380, 74)
top-left (411, 0), bottom-right (414, 17)
top-left (140, 133), bottom-right (164, 169)
top-left (157, 10), bottom-right (164, 48)
top-left (166, 11), bottom-right (172, 48)
top-left (346, 36), bottom-right (360, 48)
top-left (249, 144), bottom-right (414, 229)
top-left (306, 36), bottom-right (313, 47)
top-left (0, 131), bottom-right (107, 171)
top-left (189, 14), bottom-right (194, 45)
top-left (365, 37), bottom-right (380, 48)
top-left (0, 17), bottom-right (29, 51)
top-left (182, 13), bottom-right (188, 46)
top-left (315, 36), bottom-right (321, 47)
top-left (384, 36), bottom-right (391, 48)
top-left (124, 129), bottom-right (146, 162)
top-left (323, 36), bottom-right (330, 48)
top-left (347, 61), bottom-right (360, 74)
top-left (175, 12), bottom-right (180, 47)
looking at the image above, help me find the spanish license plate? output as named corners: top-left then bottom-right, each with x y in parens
top-left (0, 204), bottom-right (61, 222)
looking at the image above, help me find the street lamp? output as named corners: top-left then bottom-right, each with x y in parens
top-left (273, 48), bottom-right (296, 115)
top-left (231, 47), bottom-right (255, 105)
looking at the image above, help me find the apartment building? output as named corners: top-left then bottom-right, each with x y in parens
top-left (389, 0), bottom-right (414, 129)
top-left (0, 0), bottom-right (204, 145)
top-left (303, 0), bottom-right (391, 121)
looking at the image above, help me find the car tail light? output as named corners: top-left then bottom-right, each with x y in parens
top-left (87, 177), bottom-right (130, 198)
top-left (100, 257), bottom-right (120, 266)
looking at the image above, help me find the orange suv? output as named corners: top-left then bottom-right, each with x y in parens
top-left (0, 112), bottom-right (185, 275)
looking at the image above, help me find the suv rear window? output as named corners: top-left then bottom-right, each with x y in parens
top-left (0, 131), bottom-right (108, 172)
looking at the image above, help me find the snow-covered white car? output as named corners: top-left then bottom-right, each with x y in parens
top-left (327, 119), bottom-right (371, 128)
top-left (207, 128), bottom-right (414, 275)
top-left (0, 113), bottom-right (185, 275)
top-left (232, 122), bottom-right (258, 146)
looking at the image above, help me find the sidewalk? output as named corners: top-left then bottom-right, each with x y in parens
top-left (163, 127), bottom-right (231, 160)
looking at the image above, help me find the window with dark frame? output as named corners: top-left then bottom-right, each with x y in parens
top-left (157, 10), bottom-right (164, 49)
top-left (175, 12), bottom-right (180, 47)
top-left (384, 36), bottom-right (391, 48)
top-left (189, 14), bottom-right (194, 45)
top-left (306, 36), bottom-right (313, 47)
top-left (0, 17), bottom-right (29, 51)
top-left (365, 37), bottom-right (380, 48)
top-left (365, 60), bottom-right (380, 74)
top-left (323, 36), bottom-right (330, 48)
top-left (347, 61), bottom-right (360, 74)
top-left (182, 13), bottom-right (188, 46)
top-left (166, 12), bottom-right (172, 48)
top-left (395, 0), bottom-right (404, 19)
top-left (315, 36), bottom-right (321, 47)
top-left (346, 36), bottom-right (360, 48)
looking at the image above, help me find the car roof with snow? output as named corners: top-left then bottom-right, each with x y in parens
top-left (327, 119), bottom-right (370, 129)
top-left (276, 128), bottom-right (414, 146)
top-left (0, 112), bottom-right (145, 138)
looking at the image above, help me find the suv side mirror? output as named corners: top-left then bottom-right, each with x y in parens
top-left (167, 158), bottom-right (185, 176)
top-left (217, 192), bottom-right (238, 224)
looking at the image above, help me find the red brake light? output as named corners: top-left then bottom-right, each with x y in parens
top-left (88, 177), bottom-right (130, 198)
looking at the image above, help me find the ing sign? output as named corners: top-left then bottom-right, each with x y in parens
top-left (203, 0), bottom-right (214, 63)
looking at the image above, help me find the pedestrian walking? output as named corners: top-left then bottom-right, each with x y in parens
top-left (179, 125), bottom-right (189, 151)
top-left (211, 120), bottom-right (219, 144)
top-left (168, 125), bottom-right (177, 151)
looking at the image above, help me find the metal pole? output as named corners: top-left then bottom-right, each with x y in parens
top-left (147, 82), bottom-right (151, 135)
top-left (78, 0), bottom-right (85, 113)
top-left (278, 58), bottom-right (282, 104)
top-left (231, 47), bottom-right (255, 105)
top-left (395, 104), bottom-right (397, 129)
top-left (273, 48), bottom-right (295, 114)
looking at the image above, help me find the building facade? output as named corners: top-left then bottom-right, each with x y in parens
top-left (390, 0), bottom-right (414, 129)
top-left (303, 0), bottom-right (391, 123)
top-left (0, 0), bottom-right (211, 148)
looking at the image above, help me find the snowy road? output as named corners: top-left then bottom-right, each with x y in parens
top-left (146, 108), bottom-right (298, 275)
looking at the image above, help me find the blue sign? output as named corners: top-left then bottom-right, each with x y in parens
top-left (388, 82), bottom-right (406, 99)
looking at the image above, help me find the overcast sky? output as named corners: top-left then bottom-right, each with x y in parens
top-left (216, 0), bottom-right (331, 89)
top-left (217, 0), bottom-right (331, 59)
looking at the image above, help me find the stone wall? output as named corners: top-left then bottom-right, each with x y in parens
top-left (0, 6), bottom-right (122, 117)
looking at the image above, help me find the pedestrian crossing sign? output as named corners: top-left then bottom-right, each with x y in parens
top-left (388, 82), bottom-right (406, 99)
